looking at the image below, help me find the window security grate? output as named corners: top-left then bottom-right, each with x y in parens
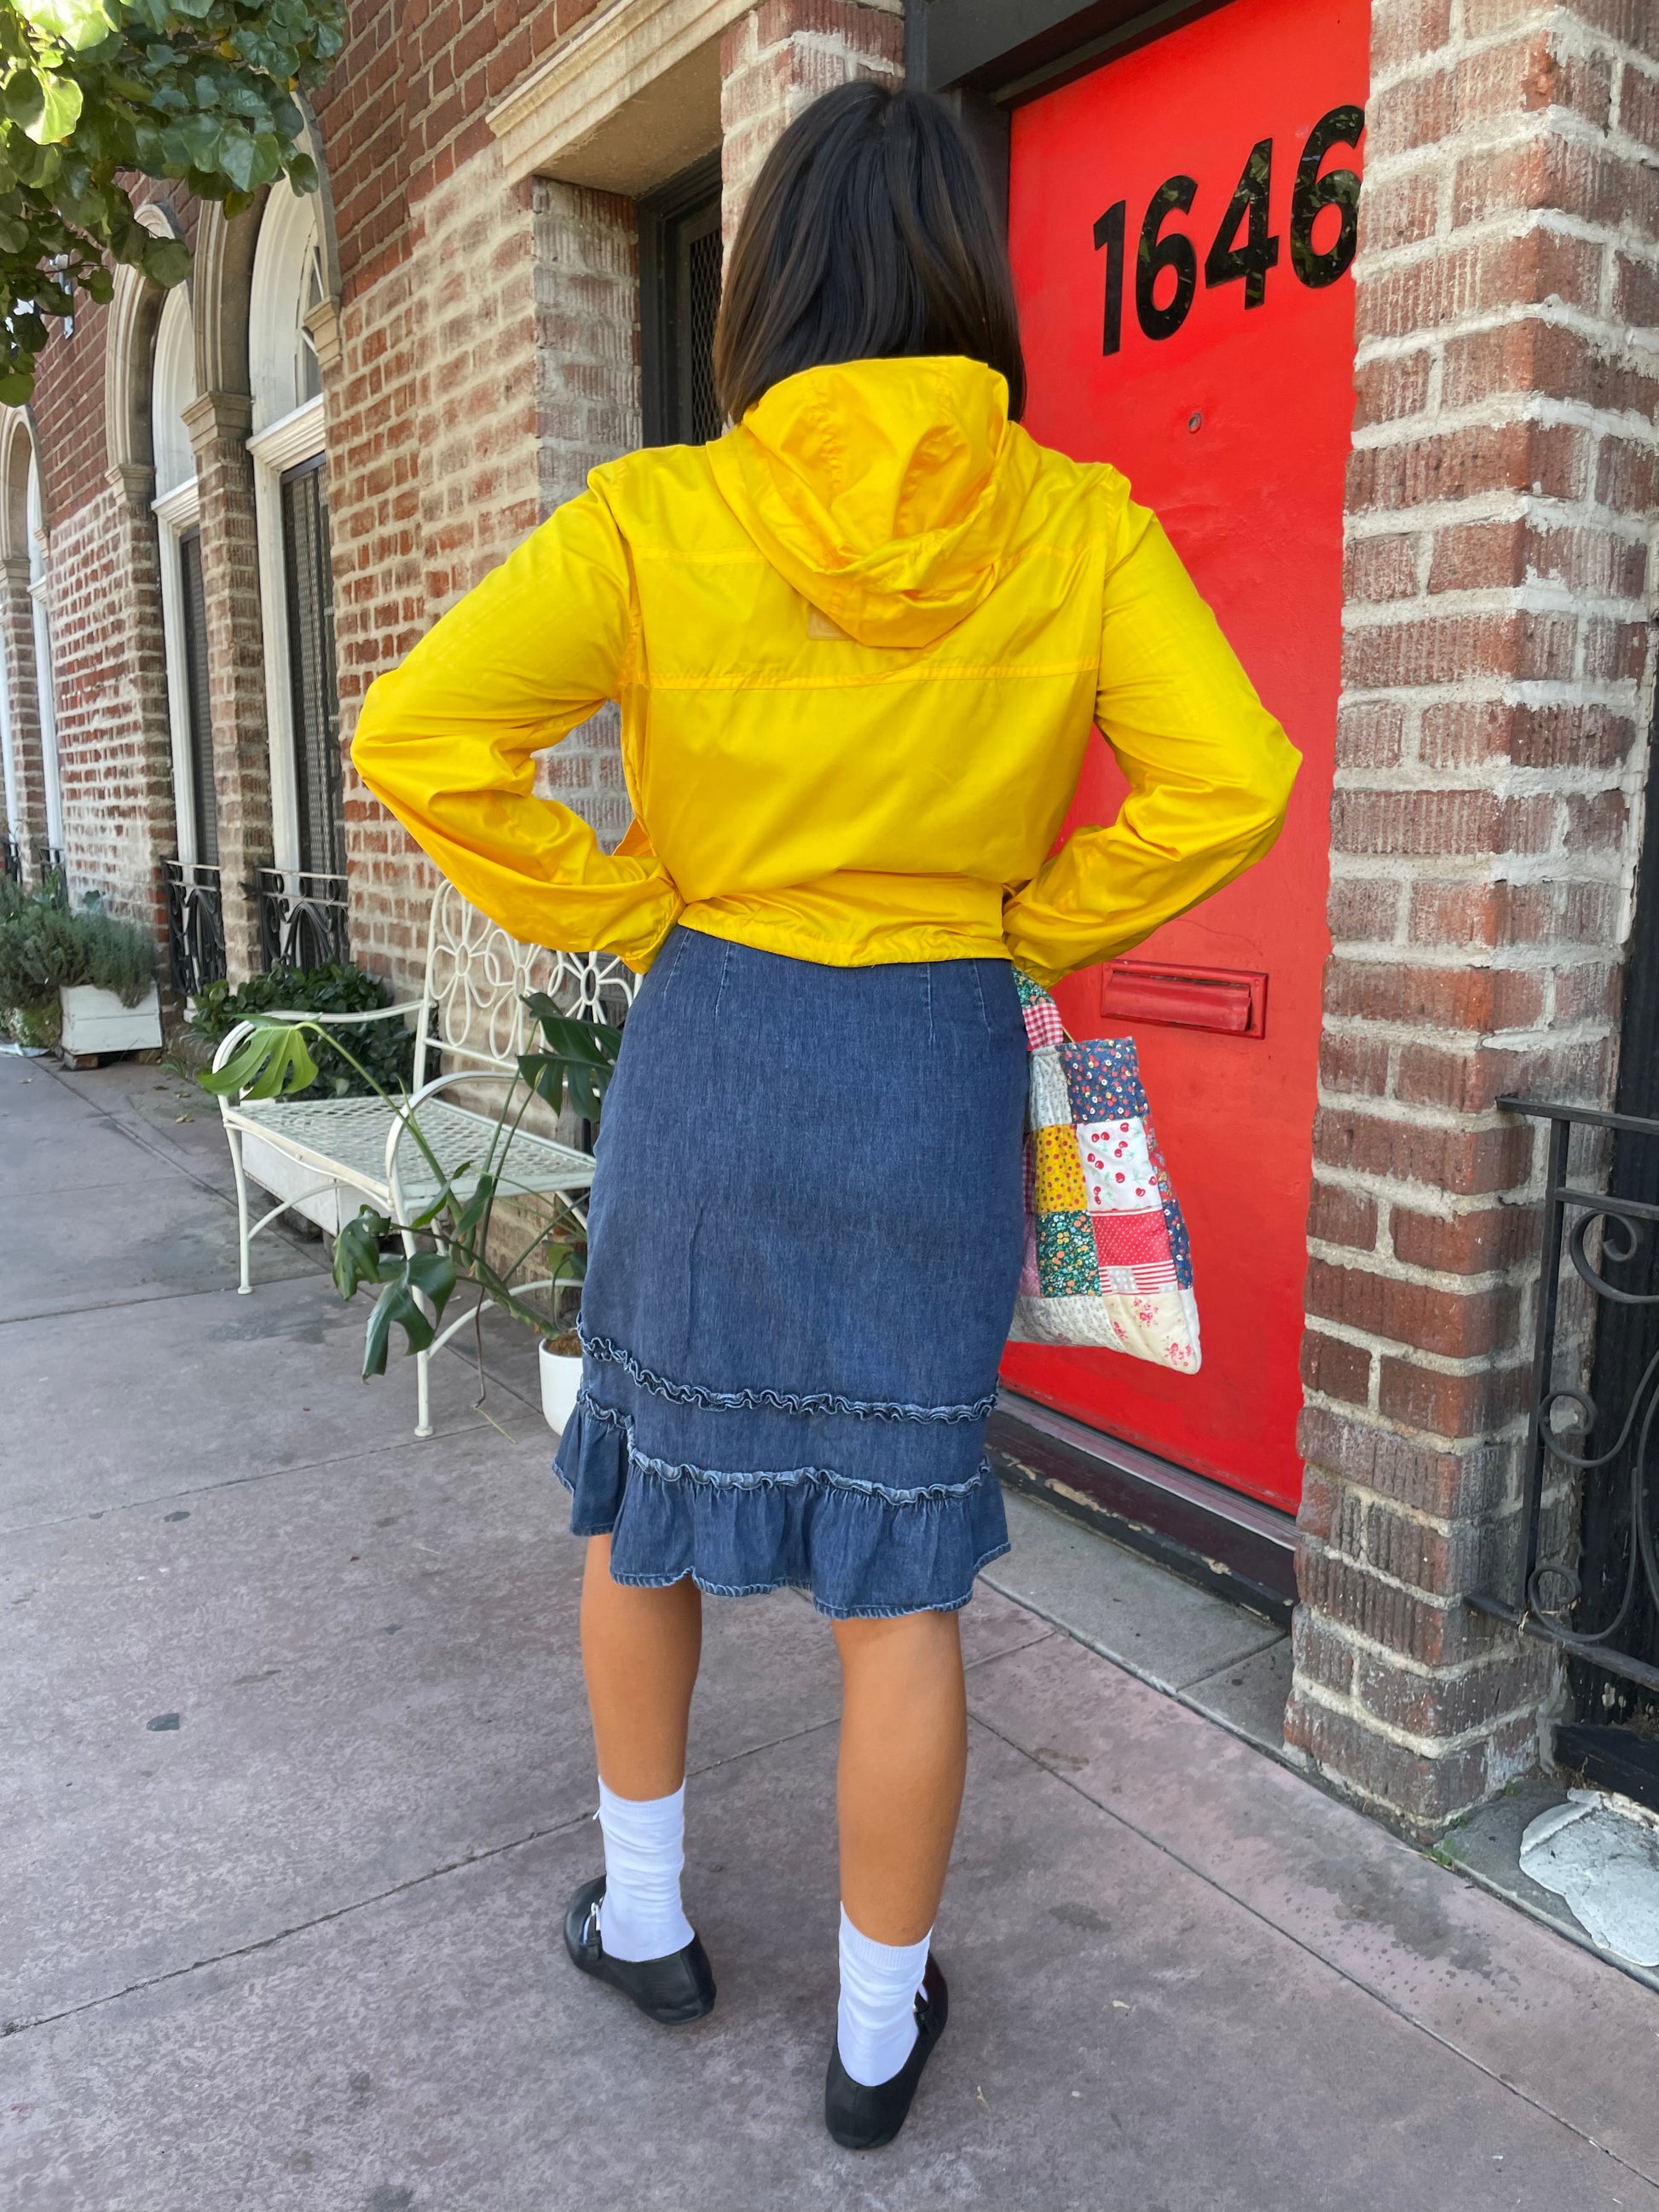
top-left (280, 454), bottom-right (344, 883)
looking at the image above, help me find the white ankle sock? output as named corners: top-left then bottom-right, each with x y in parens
top-left (596, 1780), bottom-right (696, 1964)
top-left (837, 1907), bottom-right (930, 2088)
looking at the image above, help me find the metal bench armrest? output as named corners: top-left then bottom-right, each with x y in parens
top-left (210, 1018), bottom-right (258, 1093)
top-left (260, 999), bottom-right (432, 1026)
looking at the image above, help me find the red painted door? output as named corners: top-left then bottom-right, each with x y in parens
top-left (1003, 0), bottom-right (1368, 1515)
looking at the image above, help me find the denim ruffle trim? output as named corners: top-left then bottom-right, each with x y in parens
top-left (554, 1393), bottom-right (1011, 1620)
top-left (579, 1325), bottom-right (997, 1425)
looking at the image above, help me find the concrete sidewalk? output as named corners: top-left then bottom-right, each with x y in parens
top-left (3, 1048), bottom-right (1658, 2212)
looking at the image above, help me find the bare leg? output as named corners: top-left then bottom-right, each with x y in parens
top-left (581, 1533), bottom-right (702, 1799)
top-left (833, 1609), bottom-right (968, 1945)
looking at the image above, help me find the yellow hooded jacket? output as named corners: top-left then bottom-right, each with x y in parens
top-left (350, 356), bottom-right (1299, 987)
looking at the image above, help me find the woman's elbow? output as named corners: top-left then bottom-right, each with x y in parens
top-left (1240, 726), bottom-right (1301, 847)
top-left (349, 677), bottom-right (399, 801)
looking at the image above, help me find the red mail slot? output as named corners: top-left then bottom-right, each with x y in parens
top-left (1100, 961), bottom-right (1269, 1038)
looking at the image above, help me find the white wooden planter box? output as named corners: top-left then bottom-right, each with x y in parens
top-left (238, 1129), bottom-right (350, 1235)
top-left (59, 983), bottom-right (163, 1056)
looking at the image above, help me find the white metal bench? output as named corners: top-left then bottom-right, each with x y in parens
top-left (213, 881), bottom-right (638, 1435)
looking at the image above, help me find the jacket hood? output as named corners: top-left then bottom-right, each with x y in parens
top-left (706, 355), bottom-right (1027, 650)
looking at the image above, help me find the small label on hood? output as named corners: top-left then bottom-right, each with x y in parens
top-left (805, 605), bottom-right (855, 643)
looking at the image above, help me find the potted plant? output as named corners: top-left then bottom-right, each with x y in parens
top-left (0, 884), bottom-right (73, 1049)
top-left (58, 900), bottom-right (161, 1057)
top-left (199, 988), bottom-right (621, 1434)
top-left (0, 886), bottom-right (159, 1057)
top-left (537, 1295), bottom-right (587, 1432)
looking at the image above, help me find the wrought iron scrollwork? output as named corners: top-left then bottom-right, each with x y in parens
top-left (161, 858), bottom-right (227, 996)
top-left (1566, 1203), bottom-right (1653, 1305)
top-left (30, 840), bottom-right (65, 904)
top-left (256, 866), bottom-right (349, 970)
top-left (1473, 1098), bottom-right (1659, 1695)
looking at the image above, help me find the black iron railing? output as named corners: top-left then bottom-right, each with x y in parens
top-left (1471, 1097), bottom-right (1659, 1695)
top-left (161, 858), bottom-right (227, 996)
top-left (255, 866), bottom-right (349, 970)
top-left (31, 840), bottom-right (65, 904)
top-left (2, 834), bottom-right (19, 883)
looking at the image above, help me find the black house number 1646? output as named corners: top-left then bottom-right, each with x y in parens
top-left (1094, 103), bottom-right (1365, 355)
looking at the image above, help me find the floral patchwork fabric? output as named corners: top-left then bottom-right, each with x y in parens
top-left (1009, 973), bottom-right (1201, 1373)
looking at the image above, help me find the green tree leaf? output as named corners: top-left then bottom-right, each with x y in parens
top-left (5, 70), bottom-right (46, 127)
top-left (138, 229), bottom-right (187, 285)
top-left (0, 0), bottom-right (344, 388)
top-left (26, 72), bottom-right (84, 144)
top-left (15, 0), bottom-right (116, 54)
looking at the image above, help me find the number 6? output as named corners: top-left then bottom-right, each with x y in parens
top-left (1136, 175), bottom-right (1199, 342)
top-left (1291, 104), bottom-right (1365, 290)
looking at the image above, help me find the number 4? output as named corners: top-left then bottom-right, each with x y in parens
top-left (1204, 137), bottom-right (1279, 308)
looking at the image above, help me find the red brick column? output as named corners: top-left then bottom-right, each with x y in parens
top-left (49, 463), bottom-right (177, 936)
top-left (720, 0), bottom-right (904, 245)
top-left (1286, 0), bottom-right (1659, 1834)
top-left (533, 179), bottom-right (640, 853)
top-left (329, 157), bottom-right (546, 988)
top-left (184, 390), bottom-right (273, 982)
top-left (328, 147), bottom-right (645, 990)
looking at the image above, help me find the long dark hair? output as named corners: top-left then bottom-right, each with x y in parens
top-left (713, 82), bottom-right (1026, 425)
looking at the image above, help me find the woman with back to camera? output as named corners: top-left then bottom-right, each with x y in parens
top-left (351, 81), bottom-right (1298, 2151)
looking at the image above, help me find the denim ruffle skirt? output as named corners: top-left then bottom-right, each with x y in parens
top-left (553, 926), bottom-right (1026, 1618)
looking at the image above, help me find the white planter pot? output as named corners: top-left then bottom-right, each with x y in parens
top-left (59, 983), bottom-right (162, 1056)
top-left (239, 1129), bottom-right (349, 1234)
top-left (539, 1339), bottom-right (584, 1435)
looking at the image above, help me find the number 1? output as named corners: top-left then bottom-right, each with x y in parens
top-left (1094, 199), bottom-right (1126, 356)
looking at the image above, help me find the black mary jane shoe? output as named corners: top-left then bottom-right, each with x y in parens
top-left (824, 1955), bottom-right (949, 2151)
top-left (563, 1874), bottom-right (716, 2025)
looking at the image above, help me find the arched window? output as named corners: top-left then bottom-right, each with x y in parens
top-left (151, 276), bottom-right (195, 498)
top-left (151, 277), bottom-right (218, 872)
top-left (250, 178), bottom-right (324, 434)
top-left (247, 177), bottom-right (343, 956)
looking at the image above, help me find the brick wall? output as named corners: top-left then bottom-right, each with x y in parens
top-left (720, 0), bottom-right (905, 241)
top-left (533, 179), bottom-right (642, 855)
top-left (6, 189), bottom-right (205, 938)
top-left (331, 144), bottom-right (641, 996)
top-left (47, 471), bottom-right (175, 933)
top-left (185, 387), bottom-right (275, 981)
top-left (321, 0), bottom-right (600, 307)
top-left (1286, 0), bottom-right (1659, 1834)
top-left (31, 303), bottom-right (118, 531)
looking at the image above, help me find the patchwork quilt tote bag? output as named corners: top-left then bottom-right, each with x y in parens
top-left (1009, 973), bottom-right (1202, 1374)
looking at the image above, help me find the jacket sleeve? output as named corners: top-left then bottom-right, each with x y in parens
top-left (350, 488), bottom-right (682, 972)
top-left (1000, 493), bottom-right (1300, 990)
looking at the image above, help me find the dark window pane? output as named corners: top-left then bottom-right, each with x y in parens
top-left (642, 155), bottom-right (723, 446)
top-left (678, 202), bottom-right (723, 443)
top-left (280, 455), bottom-right (344, 881)
top-left (178, 527), bottom-right (217, 868)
